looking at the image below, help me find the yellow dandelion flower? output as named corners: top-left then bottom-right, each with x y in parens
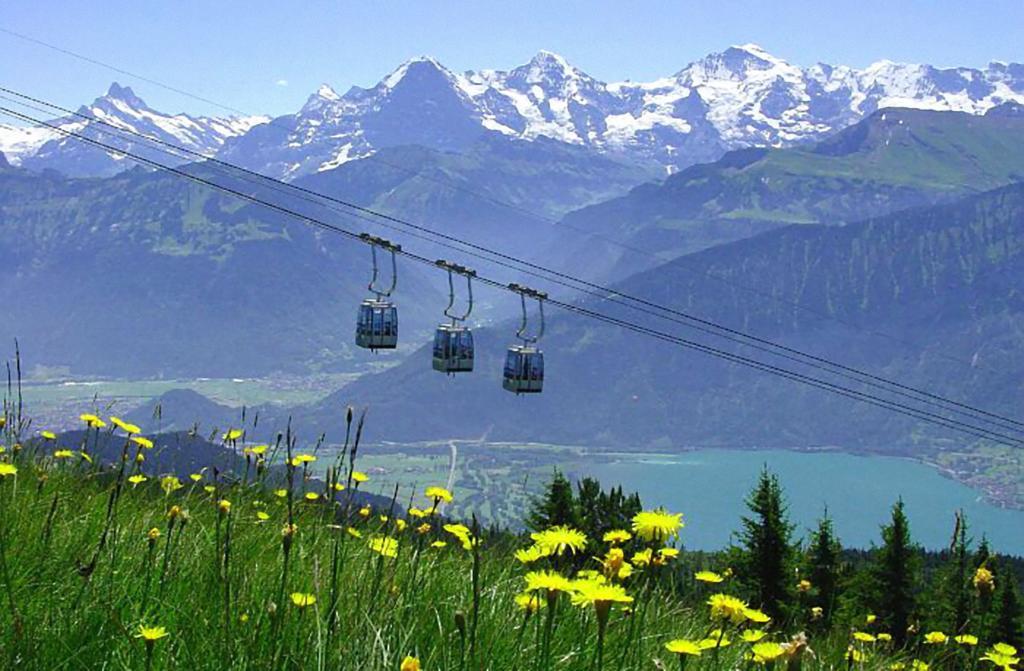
top-left (853, 631), bottom-right (876, 643)
top-left (924, 632), bottom-right (947, 645)
top-left (631, 509), bottom-right (684, 542)
top-left (973, 566), bottom-right (995, 594)
top-left (744, 608), bottom-right (771, 624)
top-left (425, 486), bottom-right (453, 503)
top-left (223, 429), bottom-right (244, 442)
top-left (135, 624), bottom-right (169, 642)
top-left (632, 548), bottom-right (653, 567)
top-left (399, 656), bottom-right (420, 671)
top-left (351, 471), bottom-right (369, 483)
top-left (304, 492), bottom-right (320, 501)
top-left (0, 464), bottom-right (17, 477)
top-left (160, 476), bottom-right (183, 495)
top-left (603, 529), bottom-right (632, 545)
top-left (290, 592), bottom-right (316, 608)
top-left (333, 483), bottom-right (345, 491)
top-left (751, 641), bottom-right (785, 664)
top-left (797, 579), bottom-right (812, 592)
top-left (992, 643), bottom-right (1018, 657)
top-left (430, 540), bottom-right (446, 549)
top-left (41, 430), bottom-right (57, 440)
top-left (53, 449), bottom-right (74, 459)
top-left (203, 485), bottom-right (215, 494)
top-left (742, 629), bottom-right (768, 643)
top-left (955, 634), bottom-right (978, 646)
top-left (530, 525), bottom-right (587, 556)
top-left (708, 593), bottom-right (749, 624)
top-left (274, 488), bottom-right (287, 498)
top-left (146, 527), bottom-right (161, 541)
top-left (699, 631), bottom-right (732, 649)
top-left (416, 523), bottom-right (431, 535)
top-left (695, 570), bottom-right (724, 583)
top-left (570, 581), bottom-right (633, 613)
top-left (190, 473), bottom-right (202, 482)
top-left (110, 417), bottom-right (141, 435)
top-left (524, 570), bottom-right (574, 596)
top-left (658, 547), bottom-right (680, 560)
top-left (515, 592), bottom-right (545, 613)
top-left (131, 436), bottom-right (154, 449)
top-left (346, 527), bottom-right (362, 539)
top-left (79, 451), bottom-right (93, 464)
top-left (359, 505), bottom-right (371, 517)
top-left (128, 475), bottom-right (148, 485)
top-left (665, 639), bottom-right (702, 656)
top-left (217, 499), bottom-right (232, 515)
top-left (256, 511), bottom-right (270, 521)
top-left (408, 507), bottom-right (428, 518)
top-left (877, 633), bottom-right (893, 643)
top-left (369, 535), bottom-right (399, 558)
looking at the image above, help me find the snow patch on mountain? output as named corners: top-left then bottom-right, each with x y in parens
top-left (7, 84), bottom-right (267, 177)
top-left (13, 46), bottom-right (1024, 180)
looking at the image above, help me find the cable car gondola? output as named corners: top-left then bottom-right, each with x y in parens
top-left (432, 261), bottom-right (476, 374)
top-left (503, 284), bottom-right (546, 394)
top-left (355, 235), bottom-right (401, 351)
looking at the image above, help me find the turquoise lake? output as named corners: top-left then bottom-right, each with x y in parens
top-left (580, 449), bottom-right (1024, 555)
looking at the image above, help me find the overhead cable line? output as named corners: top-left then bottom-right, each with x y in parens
top-left (0, 26), bottom-right (1000, 380)
top-left (2, 103), bottom-right (1022, 449)
top-left (2, 88), bottom-right (1021, 436)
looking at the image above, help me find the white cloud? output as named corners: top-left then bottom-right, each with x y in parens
top-left (275, 79), bottom-right (289, 87)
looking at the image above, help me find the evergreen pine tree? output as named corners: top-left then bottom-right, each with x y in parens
top-left (805, 510), bottom-right (842, 629)
top-left (526, 470), bottom-right (578, 531)
top-left (869, 499), bottom-right (920, 646)
top-left (992, 573), bottom-right (1023, 649)
top-left (975, 536), bottom-right (991, 569)
top-left (738, 467), bottom-right (795, 621)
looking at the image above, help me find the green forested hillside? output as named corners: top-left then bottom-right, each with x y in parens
top-left (556, 105), bottom-right (1024, 282)
top-left (0, 136), bottom-right (650, 378)
top-left (306, 183), bottom-right (1024, 483)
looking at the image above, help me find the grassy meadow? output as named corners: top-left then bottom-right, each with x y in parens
top-left (0, 408), bottom-right (1019, 671)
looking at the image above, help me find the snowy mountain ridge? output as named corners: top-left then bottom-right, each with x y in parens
top-left (219, 44), bottom-right (1024, 179)
top-left (6, 45), bottom-right (1024, 179)
top-left (0, 83), bottom-right (267, 177)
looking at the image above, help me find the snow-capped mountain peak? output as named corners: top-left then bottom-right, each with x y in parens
top-left (1, 84), bottom-right (266, 177)
top-left (381, 56), bottom-right (457, 90)
top-left (9, 47), bottom-right (1024, 180)
top-left (315, 84), bottom-right (341, 101)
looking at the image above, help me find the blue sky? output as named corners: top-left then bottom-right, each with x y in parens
top-left (2, 0), bottom-right (1022, 119)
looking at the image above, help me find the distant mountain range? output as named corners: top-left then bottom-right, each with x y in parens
top-left (554, 103), bottom-right (1024, 281)
top-left (4, 98), bottom-right (1024, 379)
top-left (3, 45), bottom-right (1024, 178)
top-left (288, 181), bottom-right (1024, 457)
top-left (0, 83), bottom-right (266, 178)
top-left (0, 129), bottom-right (650, 377)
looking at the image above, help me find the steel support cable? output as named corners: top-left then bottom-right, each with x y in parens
top-left (2, 103), bottom-right (1022, 448)
top-left (2, 88), bottom-right (1021, 435)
